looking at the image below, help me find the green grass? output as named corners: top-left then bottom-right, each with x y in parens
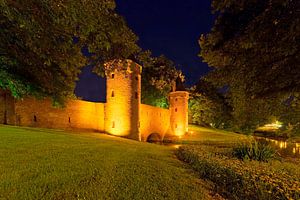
top-left (179, 125), bottom-right (249, 145)
top-left (0, 125), bottom-right (210, 200)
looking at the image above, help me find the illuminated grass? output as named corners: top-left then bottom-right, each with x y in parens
top-left (0, 125), bottom-right (209, 200)
top-left (179, 125), bottom-right (249, 145)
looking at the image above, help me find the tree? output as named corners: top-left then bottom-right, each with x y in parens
top-left (200, 0), bottom-right (300, 132)
top-left (189, 79), bottom-right (232, 129)
top-left (0, 0), bottom-right (139, 105)
top-left (136, 51), bottom-right (183, 108)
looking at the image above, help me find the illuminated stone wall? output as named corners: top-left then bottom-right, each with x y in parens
top-left (0, 60), bottom-right (189, 142)
top-left (104, 60), bottom-right (141, 140)
top-left (140, 104), bottom-right (171, 141)
top-left (0, 90), bottom-right (16, 125)
top-left (14, 98), bottom-right (105, 131)
top-left (169, 91), bottom-right (189, 137)
top-left (0, 90), bottom-right (6, 124)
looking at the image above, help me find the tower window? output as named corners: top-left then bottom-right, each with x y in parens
top-left (111, 73), bottom-right (115, 79)
top-left (33, 115), bottom-right (37, 122)
top-left (175, 108), bottom-right (178, 112)
top-left (112, 121), bottom-right (115, 128)
top-left (135, 76), bottom-right (138, 81)
top-left (135, 92), bottom-right (138, 99)
top-left (68, 117), bottom-right (71, 123)
top-left (111, 91), bottom-right (115, 97)
top-left (175, 98), bottom-right (178, 101)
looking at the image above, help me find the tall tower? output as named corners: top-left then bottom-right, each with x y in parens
top-left (169, 79), bottom-right (189, 138)
top-left (104, 59), bottom-right (142, 141)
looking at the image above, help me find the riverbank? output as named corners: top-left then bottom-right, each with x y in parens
top-left (175, 125), bottom-right (300, 199)
top-left (254, 131), bottom-right (300, 143)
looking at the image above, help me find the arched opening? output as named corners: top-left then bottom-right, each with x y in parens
top-left (146, 133), bottom-right (162, 144)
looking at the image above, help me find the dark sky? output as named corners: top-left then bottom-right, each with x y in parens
top-left (75, 0), bottom-right (215, 102)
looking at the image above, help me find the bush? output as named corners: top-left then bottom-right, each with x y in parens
top-left (232, 141), bottom-right (276, 162)
top-left (176, 145), bottom-right (300, 200)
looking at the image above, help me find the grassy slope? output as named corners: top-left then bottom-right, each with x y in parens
top-left (182, 125), bottom-right (249, 144)
top-left (0, 125), bottom-right (209, 200)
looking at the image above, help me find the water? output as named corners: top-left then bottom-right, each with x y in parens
top-left (255, 137), bottom-right (300, 158)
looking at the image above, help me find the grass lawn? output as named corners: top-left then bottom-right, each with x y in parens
top-left (180, 125), bottom-right (249, 144)
top-left (0, 125), bottom-right (211, 200)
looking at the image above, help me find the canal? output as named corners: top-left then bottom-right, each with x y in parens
top-left (255, 137), bottom-right (300, 158)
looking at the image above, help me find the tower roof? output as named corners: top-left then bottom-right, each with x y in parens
top-left (171, 77), bottom-right (186, 92)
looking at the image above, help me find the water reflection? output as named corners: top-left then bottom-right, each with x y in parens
top-left (257, 137), bottom-right (300, 157)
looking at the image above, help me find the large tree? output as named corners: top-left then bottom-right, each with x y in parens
top-left (0, 0), bottom-right (139, 105)
top-left (189, 79), bottom-right (232, 129)
top-left (200, 0), bottom-right (300, 132)
top-left (136, 51), bottom-right (183, 108)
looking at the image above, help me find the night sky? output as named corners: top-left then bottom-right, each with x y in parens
top-left (75, 0), bottom-right (215, 102)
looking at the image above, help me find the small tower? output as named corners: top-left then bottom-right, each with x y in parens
top-left (169, 78), bottom-right (189, 137)
top-left (104, 59), bottom-right (142, 141)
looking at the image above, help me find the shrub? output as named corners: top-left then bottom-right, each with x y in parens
top-left (176, 145), bottom-right (300, 200)
top-left (232, 141), bottom-right (276, 162)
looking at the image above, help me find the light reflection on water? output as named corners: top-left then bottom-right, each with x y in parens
top-left (257, 137), bottom-right (300, 157)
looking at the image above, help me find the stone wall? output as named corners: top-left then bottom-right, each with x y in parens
top-left (0, 60), bottom-right (189, 142)
top-left (104, 60), bottom-right (141, 140)
top-left (15, 98), bottom-right (105, 131)
top-left (0, 91), bottom-right (5, 124)
top-left (0, 90), bottom-right (16, 125)
top-left (169, 91), bottom-right (189, 137)
top-left (140, 104), bottom-right (170, 141)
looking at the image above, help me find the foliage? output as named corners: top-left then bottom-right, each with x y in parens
top-left (0, 0), bottom-right (139, 105)
top-left (232, 140), bottom-right (276, 162)
top-left (176, 145), bottom-right (300, 200)
top-left (136, 51), bottom-right (183, 108)
top-left (189, 79), bottom-right (232, 129)
top-left (200, 0), bottom-right (300, 133)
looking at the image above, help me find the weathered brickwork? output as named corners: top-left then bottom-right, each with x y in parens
top-left (105, 60), bottom-right (141, 140)
top-left (169, 91), bottom-right (189, 138)
top-left (14, 98), bottom-right (105, 131)
top-left (0, 59), bottom-right (189, 142)
top-left (0, 90), bottom-right (16, 125)
top-left (140, 104), bottom-right (171, 141)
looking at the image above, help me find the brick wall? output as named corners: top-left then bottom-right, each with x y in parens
top-left (15, 98), bottom-right (105, 131)
top-left (140, 104), bottom-right (171, 141)
top-left (169, 91), bottom-right (189, 137)
top-left (104, 60), bottom-right (141, 140)
top-left (0, 90), bottom-right (15, 125)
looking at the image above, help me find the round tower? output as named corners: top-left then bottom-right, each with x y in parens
top-left (104, 59), bottom-right (142, 141)
top-left (169, 81), bottom-right (189, 138)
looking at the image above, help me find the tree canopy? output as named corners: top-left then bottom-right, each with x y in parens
top-left (200, 0), bottom-right (300, 133)
top-left (136, 51), bottom-right (183, 108)
top-left (0, 0), bottom-right (139, 105)
top-left (189, 79), bottom-right (232, 128)
top-left (200, 0), bottom-right (299, 97)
